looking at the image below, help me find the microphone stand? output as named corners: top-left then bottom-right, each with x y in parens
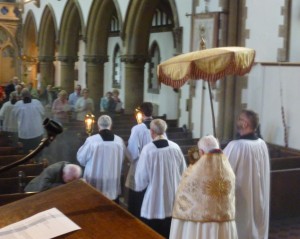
top-left (0, 118), bottom-right (63, 173)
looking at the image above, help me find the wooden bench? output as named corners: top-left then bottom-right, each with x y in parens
top-left (271, 156), bottom-right (300, 170)
top-left (0, 176), bottom-right (36, 194)
top-left (0, 163), bottom-right (46, 178)
top-left (270, 168), bottom-right (300, 219)
top-left (0, 192), bottom-right (37, 207)
top-left (0, 155), bottom-right (27, 166)
top-left (0, 146), bottom-right (21, 156)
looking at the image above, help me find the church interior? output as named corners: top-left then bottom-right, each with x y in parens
top-left (0, 0), bottom-right (300, 238)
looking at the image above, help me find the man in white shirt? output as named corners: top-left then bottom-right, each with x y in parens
top-left (223, 109), bottom-right (270, 239)
top-left (77, 115), bottom-right (128, 203)
top-left (170, 135), bottom-right (238, 239)
top-left (135, 119), bottom-right (187, 238)
top-left (13, 88), bottom-right (45, 153)
top-left (125, 102), bottom-right (153, 218)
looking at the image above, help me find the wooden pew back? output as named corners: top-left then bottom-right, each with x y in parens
top-left (0, 176), bottom-right (35, 194)
top-left (0, 163), bottom-right (45, 178)
top-left (270, 168), bottom-right (300, 219)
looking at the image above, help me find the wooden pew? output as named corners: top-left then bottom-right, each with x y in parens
top-left (0, 192), bottom-right (37, 207)
top-left (0, 163), bottom-right (46, 178)
top-left (270, 168), bottom-right (300, 219)
top-left (0, 146), bottom-right (21, 156)
top-left (271, 156), bottom-right (300, 170)
top-left (0, 155), bottom-right (26, 166)
top-left (0, 176), bottom-right (35, 194)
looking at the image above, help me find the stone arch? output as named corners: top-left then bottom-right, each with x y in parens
top-left (85, 0), bottom-right (122, 110)
top-left (22, 10), bottom-right (38, 85)
top-left (58, 0), bottom-right (85, 94)
top-left (38, 5), bottom-right (58, 87)
top-left (122, 0), bottom-right (180, 112)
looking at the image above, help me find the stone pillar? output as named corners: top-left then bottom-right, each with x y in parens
top-left (84, 55), bottom-right (108, 114)
top-left (121, 55), bottom-right (148, 114)
top-left (38, 56), bottom-right (55, 87)
top-left (56, 55), bottom-right (78, 95)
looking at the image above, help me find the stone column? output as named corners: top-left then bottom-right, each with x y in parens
top-left (121, 55), bottom-right (148, 114)
top-left (84, 55), bottom-right (108, 114)
top-left (38, 56), bottom-right (55, 87)
top-left (56, 55), bottom-right (78, 95)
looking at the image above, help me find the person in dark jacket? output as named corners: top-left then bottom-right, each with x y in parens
top-left (24, 161), bottom-right (82, 192)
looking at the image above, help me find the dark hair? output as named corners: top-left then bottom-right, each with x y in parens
top-left (140, 102), bottom-right (153, 117)
top-left (241, 109), bottom-right (259, 130)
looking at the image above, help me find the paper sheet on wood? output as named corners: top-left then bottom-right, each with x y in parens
top-left (0, 208), bottom-right (81, 239)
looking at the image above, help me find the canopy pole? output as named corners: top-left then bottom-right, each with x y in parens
top-left (208, 81), bottom-right (216, 137)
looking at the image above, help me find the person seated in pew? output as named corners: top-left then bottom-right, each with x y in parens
top-left (24, 161), bottom-right (82, 192)
top-left (170, 135), bottom-right (237, 239)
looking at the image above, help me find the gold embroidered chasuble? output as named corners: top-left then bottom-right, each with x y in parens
top-left (172, 152), bottom-right (235, 222)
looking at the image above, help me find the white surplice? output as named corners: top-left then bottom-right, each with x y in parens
top-left (77, 134), bottom-right (126, 200)
top-left (223, 138), bottom-right (270, 239)
top-left (169, 219), bottom-right (237, 239)
top-left (0, 100), bottom-right (18, 132)
top-left (125, 123), bottom-right (152, 190)
top-left (135, 140), bottom-right (187, 219)
top-left (13, 99), bottom-right (45, 139)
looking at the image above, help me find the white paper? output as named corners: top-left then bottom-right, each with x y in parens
top-left (0, 208), bottom-right (81, 239)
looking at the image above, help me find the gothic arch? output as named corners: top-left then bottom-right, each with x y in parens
top-left (59, 0), bottom-right (85, 57)
top-left (86, 0), bottom-right (122, 55)
top-left (123, 0), bottom-right (180, 56)
top-left (22, 10), bottom-right (38, 53)
top-left (38, 4), bottom-right (57, 56)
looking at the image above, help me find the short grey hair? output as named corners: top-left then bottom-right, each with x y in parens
top-left (150, 119), bottom-right (167, 135)
top-left (98, 115), bottom-right (112, 130)
top-left (198, 135), bottom-right (220, 153)
top-left (62, 164), bottom-right (82, 183)
top-left (21, 88), bottom-right (31, 98)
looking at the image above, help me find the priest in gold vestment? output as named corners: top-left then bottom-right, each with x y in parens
top-left (169, 135), bottom-right (238, 239)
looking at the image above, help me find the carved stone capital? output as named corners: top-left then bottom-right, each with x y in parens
top-left (84, 55), bottom-right (108, 64)
top-left (56, 55), bottom-right (78, 63)
top-left (120, 55), bottom-right (149, 64)
top-left (38, 55), bottom-right (55, 62)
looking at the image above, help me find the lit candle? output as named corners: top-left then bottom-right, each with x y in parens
top-left (136, 112), bottom-right (143, 124)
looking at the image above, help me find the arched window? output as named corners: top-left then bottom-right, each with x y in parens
top-left (112, 44), bottom-right (121, 88)
top-left (148, 42), bottom-right (160, 93)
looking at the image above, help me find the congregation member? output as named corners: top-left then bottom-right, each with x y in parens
top-left (13, 88), bottom-right (45, 153)
top-left (14, 84), bottom-right (23, 100)
top-left (68, 84), bottom-right (81, 119)
top-left (27, 82), bottom-right (39, 99)
top-left (135, 119), bottom-right (187, 238)
top-left (224, 109), bottom-right (270, 239)
top-left (25, 161), bottom-right (82, 192)
top-left (52, 90), bottom-right (70, 124)
top-left (0, 92), bottom-right (18, 145)
top-left (39, 84), bottom-right (56, 118)
top-left (4, 76), bottom-right (18, 102)
top-left (125, 102), bottom-right (153, 218)
top-left (100, 91), bottom-right (116, 113)
top-left (112, 89), bottom-right (123, 113)
top-left (74, 88), bottom-right (94, 121)
top-left (77, 115), bottom-right (129, 203)
top-left (170, 135), bottom-right (237, 239)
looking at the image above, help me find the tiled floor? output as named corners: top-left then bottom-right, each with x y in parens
top-left (269, 217), bottom-right (300, 239)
